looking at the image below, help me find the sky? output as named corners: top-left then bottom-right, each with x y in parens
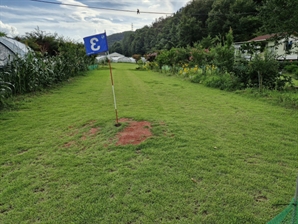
top-left (0, 0), bottom-right (190, 42)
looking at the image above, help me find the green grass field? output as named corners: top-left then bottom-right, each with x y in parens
top-left (1, 63), bottom-right (298, 223)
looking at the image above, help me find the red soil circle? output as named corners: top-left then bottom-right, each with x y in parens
top-left (116, 119), bottom-right (152, 145)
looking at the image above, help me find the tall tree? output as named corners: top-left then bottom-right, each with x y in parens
top-left (121, 32), bottom-right (135, 56)
top-left (182, 0), bottom-right (213, 40)
top-left (110, 41), bottom-right (122, 54)
top-left (19, 27), bottom-right (61, 56)
top-left (207, 0), bottom-right (261, 41)
top-left (178, 15), bottom-right (202, 47)
top-left (259, 0), bottom-right (298, 35)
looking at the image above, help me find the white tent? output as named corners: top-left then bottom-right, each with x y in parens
top-left (108, 52), bottom-right (124, 58)
top-left (95, 52), bottom-right (147, 64)
top-left (0, 37), bottom-right (30, 67)
top-left (95, 55), bottom-right (107, 63)
top-left (118, 57), bottom-right (135, 63)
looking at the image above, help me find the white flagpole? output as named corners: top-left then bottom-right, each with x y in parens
top-left (107, 49), bottom-right (120, 126)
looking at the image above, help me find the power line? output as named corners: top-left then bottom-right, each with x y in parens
top-left (30, 0), bottom-right (174, 15)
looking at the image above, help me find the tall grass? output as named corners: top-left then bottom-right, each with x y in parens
top-left (0, 77), bottom-right (13, 107)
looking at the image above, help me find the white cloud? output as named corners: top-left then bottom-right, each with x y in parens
top-left (0, 0), bottom-right (190, 40)
top-left (0, 21), bottom-right (19, 37)
top-left (148, 4), bottom-right (160, 10)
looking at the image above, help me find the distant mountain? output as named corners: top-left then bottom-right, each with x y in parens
top-left (107, 31), bottom-right (133, 47)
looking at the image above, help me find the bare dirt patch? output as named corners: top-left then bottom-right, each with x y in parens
top-left (63, 119), bottom-right (152, 148)
top-left (64, 141), bottom-right (76, 148)
top-left (81, 127), bottom-right (100, 141)
top-left (63, 121), bottom-right (100, 148)
top-left (116, 119), bottom-right (152, 146)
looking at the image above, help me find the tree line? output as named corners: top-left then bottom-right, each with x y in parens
top-left (109, 0), bottom-right (298, 56)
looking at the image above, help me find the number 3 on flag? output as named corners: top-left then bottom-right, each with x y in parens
top-left (83, 33), bottom-right (109, 56)
top-left (90, 37), bottom-right (100, 51)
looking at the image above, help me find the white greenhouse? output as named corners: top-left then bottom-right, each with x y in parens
top-left (95, 52), bottom-right (146, 63)
top-left (0, 37), bottom-right (30, 68)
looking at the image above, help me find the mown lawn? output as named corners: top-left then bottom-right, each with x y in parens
top-left (1, 63), bottom-right (297, 223)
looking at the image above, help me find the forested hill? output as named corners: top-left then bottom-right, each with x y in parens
top-left (107, 31), bottom-right (133, 48)
top-left (109, 0), bottom-right (297, 57)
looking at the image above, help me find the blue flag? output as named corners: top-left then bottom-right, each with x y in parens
top-left (83, 33), bottom-right (109, 55)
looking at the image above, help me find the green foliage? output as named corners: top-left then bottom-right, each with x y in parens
top-left (0, 31), bottom-right (7, 37)
top-left (203, 72), bottom-right (240, 91)
top-left (16, 27), bottom-right (61, 56)
top-left (249, 50), bottom-right (281, 90)
top-left (135, 59), bottom-right (145, 70)
top-left (260, 0), bottom-right (298, 34)
top-left (150, 27), bottom-right (293, 93)
top-left (109, 41), bottom-right (122, 54)
top-left (155, 48), bottom-right (189, 70)
top-left (199, 35), bottom-right (214, 49)
top-left (113, 0), bottom-right (264, 55)
top-left (146, 61), bottom-right (159, 72)
top-left (178, 15), bottom-right (202, 47)
top-left (278, 61), bottom-right (298, 70)
top-left (236, 87), bottom-right (298, 109)
top-left (233, 49), bottom-right (293, 90)
top-left (207, 0), bottom-right (261, 42)
top-left (188, 45), bottom-right (211, 67)
top-left (180, 63), bottom-right (240, 91)
top-left (121, 32), bottom-right (135, 56)
top-left (107, 31), bottom-right (133, 51)
top-left (232, 60), bottom-right (252, 87)
top-left (210, 29), bottom-right (235, 72)
top-left (0, 77), bottom-right (13, 108)
top-left (155, 50), bottom-right (170, 69)
top-left (0, 32), bottom-right (94, 108)
top-left (132, 54), bottom-right (142, 63)
top-left (284, 64), bottom-right (298, 74)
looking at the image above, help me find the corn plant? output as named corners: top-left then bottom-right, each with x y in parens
top-left (0, 77), bottom-right (13, 108)
top-left (0, 40), bottom-right (94, 109)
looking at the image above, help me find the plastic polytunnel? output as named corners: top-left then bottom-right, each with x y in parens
top-left (0, 37), bottom-right (30, 68)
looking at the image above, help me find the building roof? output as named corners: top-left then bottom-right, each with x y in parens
top-left (248, 34), bottom-right (277, 42)
top-left (248, 33), bottom-right (298, 42)
top-left (108, 52), bottom-right (124, 58)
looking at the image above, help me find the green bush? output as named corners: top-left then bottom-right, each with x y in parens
top-left (250, 51), bottom-right (292, 90)
top-left (210, 29), bottom-right (234, 73)
top-left (232, 60), bottom-right (250, 88)
top-left (284, 64), bottom-right (298, 73)
top-left (295, 69), bottom-right (298, 79)
top-left (278, 60), bottom-right (298, 70)
top-left (188, 45), bottom-right (210, 68)
top-left (155, 48), bottom-right (189, 69)
top-left (203, 73), bottom-right (240, 91)
top-left (190, 74), bottom-right (203, 83)
top-left (233, 50), bottom-right (292, 90)
top-left (236, 88), bottom-right (298, 109)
